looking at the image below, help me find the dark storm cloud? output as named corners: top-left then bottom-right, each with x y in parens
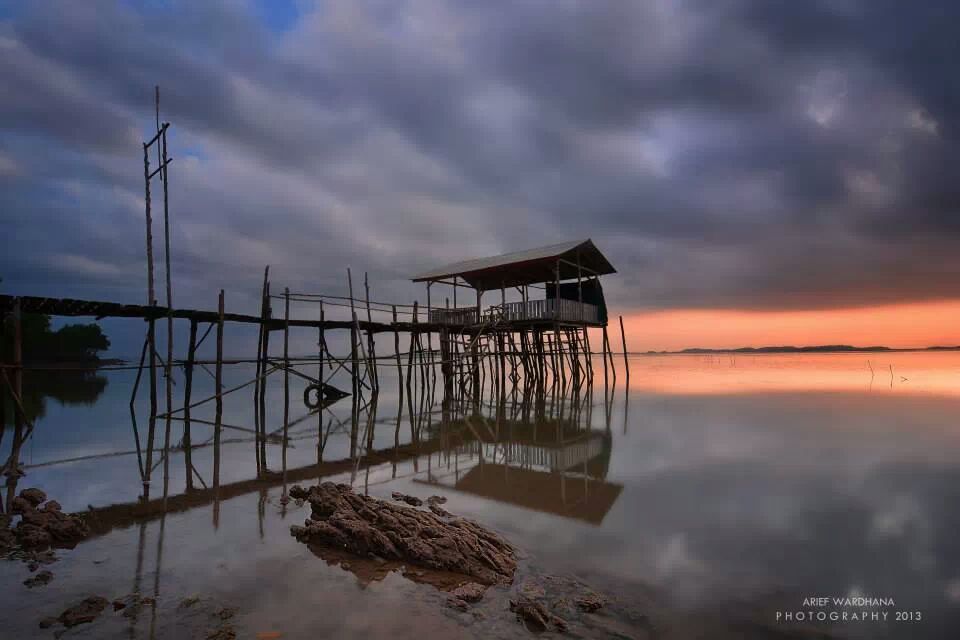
top-left (2, 0), bottom-right (959, 317)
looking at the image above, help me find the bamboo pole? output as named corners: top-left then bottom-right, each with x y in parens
top-left (364, 272), bottom-right (378, 391)
top-left (213, 291), bottom-right (224, 490)
top-left (142, 136), bottom-right (158, 500)
top-left (347, 269), bottom-right (359, 401)
top-left (258, 279), bottom-right (271, 473)
top-left (159, 118), bottom-right (174, 505)
top-left (406, 301), bottom-right (417, 404)
top-left (183, 318), bottom-right (197, 491)
top-left (392, 305), bottom-right (403, 393)
top-left (253, 267), bottom-right (269, 476)
top-left (318, 300), bottom-right (324, 470)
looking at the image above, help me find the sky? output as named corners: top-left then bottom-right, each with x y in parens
top-left (2, 0), bottom-right (959, 352)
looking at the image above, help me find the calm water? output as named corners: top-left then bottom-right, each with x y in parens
top-left (3, 352), bottom-right (960, 638)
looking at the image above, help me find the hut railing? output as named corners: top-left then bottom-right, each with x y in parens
top-left (495, 299), bottom-right (599, 324)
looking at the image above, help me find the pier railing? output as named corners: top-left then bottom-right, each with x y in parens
top-left (429, 306), bottom-right (480, 325)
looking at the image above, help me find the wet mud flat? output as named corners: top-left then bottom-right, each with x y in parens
top-left (0, 482), bottom-right (855, 639)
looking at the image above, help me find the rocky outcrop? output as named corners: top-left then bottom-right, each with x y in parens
top-left (2, 488), bottom-right (90, 551)
top-left (290, 482), bottom-right (516, 585)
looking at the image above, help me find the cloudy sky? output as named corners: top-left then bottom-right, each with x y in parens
top-left (2, 0), bottom-right (959, 350)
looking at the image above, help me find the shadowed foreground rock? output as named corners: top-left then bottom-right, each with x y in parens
top-left (290, 482), bottom-right (516, 585)
top-left (3, 488), bottom-right (90, 551)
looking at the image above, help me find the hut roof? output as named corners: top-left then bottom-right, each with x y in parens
top-left (411, 238), bottom-right (616, 291)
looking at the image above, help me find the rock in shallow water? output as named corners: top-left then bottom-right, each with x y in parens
top-left (23, 569), bottom-right (53, 588)
top-left (510, 597), bottom-right (568, 632)
top-left (58, 595), bottom-right (109, 628)
top-left (390, 491), bottom-right (424, 507)
top-left (2, 487), bottom-right (91, 551)
top-left (289, 482), bottom-right (516, 585)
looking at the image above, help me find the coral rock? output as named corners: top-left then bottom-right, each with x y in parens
top-left (291, 482), bottom-right (516, 585)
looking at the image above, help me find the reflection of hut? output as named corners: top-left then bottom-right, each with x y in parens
top-left (417, 420), bottom-right (622, 525)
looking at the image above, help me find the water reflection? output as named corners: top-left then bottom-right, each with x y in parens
top-left (3, 354), bottom-right (960, 638)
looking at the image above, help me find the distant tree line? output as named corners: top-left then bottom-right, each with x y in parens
top-left (1, 313), bottom-right (110, 363)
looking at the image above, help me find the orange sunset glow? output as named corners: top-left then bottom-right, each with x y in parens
top-left (618, 299), bottom-right (960, 352)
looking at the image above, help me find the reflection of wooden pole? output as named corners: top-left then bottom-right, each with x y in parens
top-left (183, 319), bottom-right (197, 491)
top-left (282, 288), bottom-right (290, 488)
top-left (5, 298), bottom-right (24, 510)
top-left (213, 291), bottom-right (224, 490)
top-left (619, 315), bottom-right (630, 384)
top-left (0, 309), bottom-right (6, 478)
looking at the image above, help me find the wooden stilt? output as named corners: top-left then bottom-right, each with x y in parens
top-left (258, 279), bottom-right (271, 474)
top-left (392, 305), bottom-right (403, 395)
top-left (364, 272), bottom-right (378, 391)
top-left (183, 318), bottom-right (197, 491)
top-left (213, 290), bottom-right (224, 490)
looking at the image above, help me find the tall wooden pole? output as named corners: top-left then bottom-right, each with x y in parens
top-left (159, 115), bottom-right (174, 507)
top-left (142, 140), bottom-right (158, 497)
top-left (213, 290), bottom-right (224, 490)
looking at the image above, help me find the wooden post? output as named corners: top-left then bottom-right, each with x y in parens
top-left (213, 290), bottom-right (224, 490)
top-left (619, 315), bottom-right (630, 383)
top-left (160, 119), bottom-right (175, 505)
top-left (577, 252), bottom-right (583, 323)
top-left (253, 266), bottom-right (269, 476)
top-left (258, 282), bottom-right (273, 474)
top-left (282, 288), bottom-right (290, 489)
top-left (426, 282), bottom-right (434, 387)
top-left (183, 318), bottom-right (197, 491)
top-left (601, 324), bottom-right (609, 393)
top-left (142, 137), bottom-right (158, 498)
top-left (392, 305), bottom-right (403, 393)
top-left (318, 300), bottom-right (325, 467)
top-left (364, 272), bottom-right (378, 391)
top-left (347, 269), bottom-right (359, 401)
top-left (407, 301), bottom-right (418, 403)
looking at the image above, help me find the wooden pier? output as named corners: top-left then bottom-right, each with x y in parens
top-left (0, 101), bottom-right (631, 516)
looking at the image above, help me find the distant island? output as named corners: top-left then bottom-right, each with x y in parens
top-left (1, 312), bottom-right (111, 365)
top-left (643, 344), bottom-right (960, 355)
